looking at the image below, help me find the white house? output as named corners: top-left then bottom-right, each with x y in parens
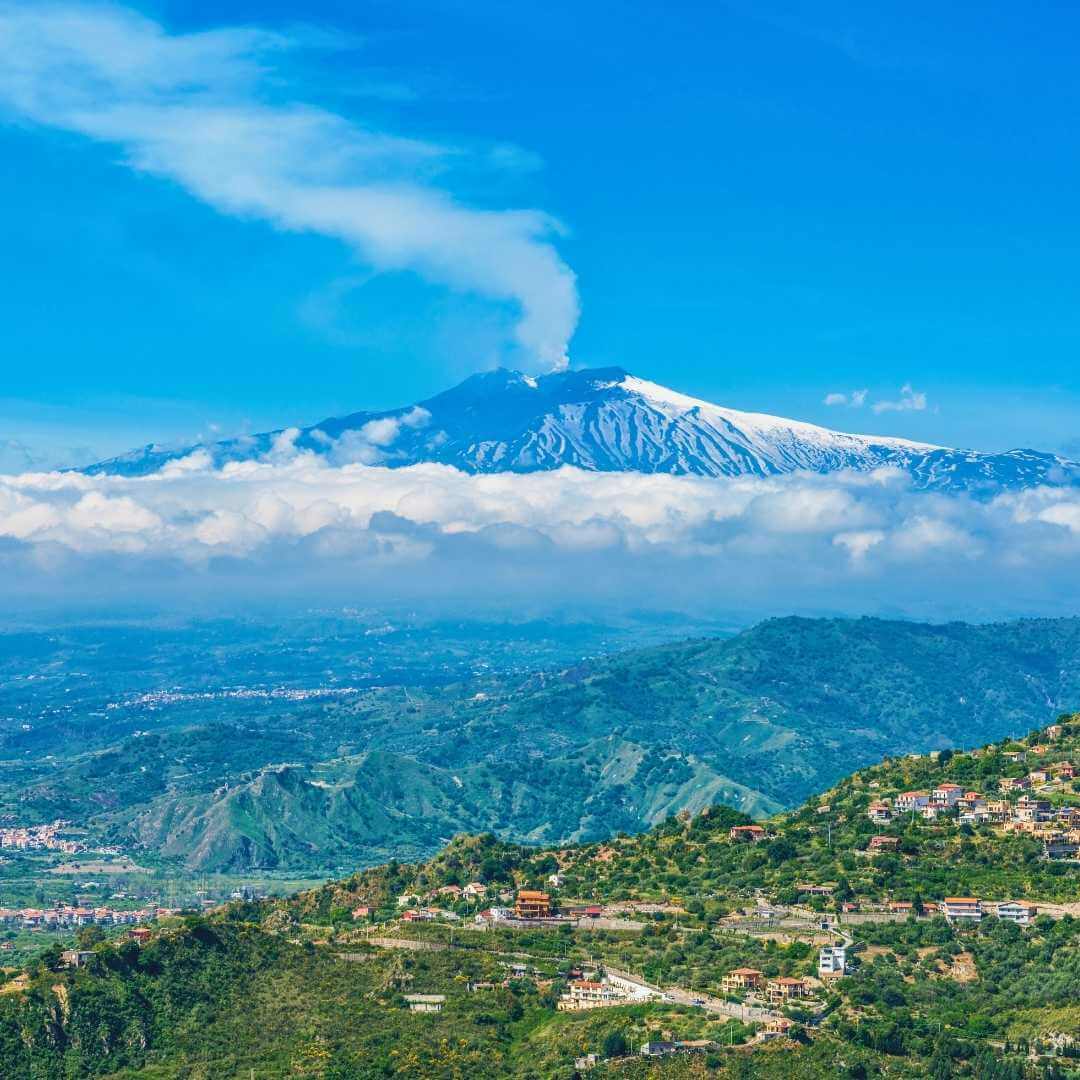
top-left (942, 897), bottom-right (982, 924)
top-left (818, 945), bottom-right (847, 976)
top-left (931, 783), bottom-right (964, 807)
top-left (896, 791), bottom-right (930, 813)
top-left (996, 901), bottom-right (1038, 926)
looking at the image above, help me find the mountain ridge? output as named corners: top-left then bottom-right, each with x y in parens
top-left (7, 614), bottom-right (1080, 872)
top-left (84, 366), bottom-right (1080, 492)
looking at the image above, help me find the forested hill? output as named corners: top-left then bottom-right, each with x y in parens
top-left (297, 714), bottom-right (1080, 918)
top-left (6, 616), bottom-right (1080, 873)
top-left (441, 615), bottom-right (1080, 812)
top-left (4, 719), bottom-right (1080, 1079)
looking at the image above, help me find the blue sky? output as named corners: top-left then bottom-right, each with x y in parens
top-left (3, 0), bottom-right (1080, 468)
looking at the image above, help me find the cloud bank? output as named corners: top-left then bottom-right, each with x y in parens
top-left (1, 453), bottom-right (1079, 620)
top-left (0, 2), bottom-right (578, 369)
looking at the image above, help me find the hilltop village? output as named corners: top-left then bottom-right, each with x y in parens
top-left (3, 717), bottom-right (1080, 1078)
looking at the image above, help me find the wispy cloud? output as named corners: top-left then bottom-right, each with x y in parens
top-left (823, 389), bottom-right (868, 408)
top-left (0, 3), bottom-right (579, 370)
top-left (873, 384), bottom-right (928, 414)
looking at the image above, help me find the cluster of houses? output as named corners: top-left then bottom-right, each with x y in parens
top-left (558, 970), bottom-right (658, 1012)
top-left (0, 821), bottom-right (84, 854)
top-left (0, 904), bottom-right (167, 930)
top-left (867, 771), bottom-right (1080, 859)
top-left (784, 885), bottom-right (1039, 926)
top-left (719, 967), bottom-right (819, 1004)
top-left (392, 887), bottom-right (563, 927)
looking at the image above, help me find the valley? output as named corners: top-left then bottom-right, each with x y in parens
top-left (4, 614), bottom-right (1080, 884)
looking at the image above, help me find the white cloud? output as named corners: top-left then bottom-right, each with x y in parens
top-left (873, 384), bottom-right (928, 414)
top-left (0, 3), bottom-right (578, 370)
top-left (823, 389), bottom-right (868, 408)
top-left (2, 458), bottom-right (1080, 619)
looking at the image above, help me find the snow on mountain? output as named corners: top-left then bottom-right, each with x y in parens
top-left (85, 366), bottom-right (1078, 492)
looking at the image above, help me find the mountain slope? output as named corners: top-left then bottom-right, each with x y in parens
top-left (7, 721), bottom-right (1080, 1080)
top-left (6, 616), bottom-right (1080, 873)
top-left (85, 367), bottom-right (1079, 491)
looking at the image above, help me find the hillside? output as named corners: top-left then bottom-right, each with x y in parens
top-left (3, 719), bottom-right (1080, 1078)
top-left (300, 714), bottom-right (1080, 914)
top-left (5, 616), bottom-right (1080, 872)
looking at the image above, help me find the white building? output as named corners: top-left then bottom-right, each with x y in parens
top-left (996, 901), bottom-right (1038, 926)
top-left (931, 783), bottom-right (964, 807)
top-left (818, 945), bottom-right (847, 976)
top-left (896, 791), bottom-right (930, 813)
top-left (942, 897), bottom-right (982, 924)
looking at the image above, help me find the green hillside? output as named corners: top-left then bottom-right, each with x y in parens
top-left (3, 718), bottom-right (1079, 1078)
top-left (6, 615), bottom-right (1080, 872)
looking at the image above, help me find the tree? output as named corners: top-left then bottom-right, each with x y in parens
top-left (602, 1030), bottom-right (629, 1058)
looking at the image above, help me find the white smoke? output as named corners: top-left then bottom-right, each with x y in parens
top-left (0, 2), bottom-right (579, 370)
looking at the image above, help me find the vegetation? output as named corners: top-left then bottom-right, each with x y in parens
top-left (6, 615), bottom-right (1080, 873)
top-left (2, 717), bottom-right (1079, 1076)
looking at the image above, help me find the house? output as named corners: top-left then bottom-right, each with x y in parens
top-left (514, 890), bottom-right (551, 919)
top-left (1046, 838), bottom-right (1080, 860)
top-left (401, 909), bottom-right (433, 922)
top-left (547, 872), bottom-right (564, 888)
top-left (577, 905), bottom-right (603, 919)
top-left (404, 994), bottom-right (445, 1014)
top-left (640, 1042), bottom-right (679, 1058)
top-left (462, 882), bottom-right (486, 899)
top-left (351, 905), bottom-right (371, 920)
top-left (1002, 750), bottom-right (1027, 763)
top-left (796, 883), bottom-right (834, 896)
top-left (996, 901), bottom-right (1038, 926)
top-left (127, 928), bottom-right (152, 943)
top-left (1045, 724), bottom-right (1064, 740)
top-left (867, 801), bottom-right (893, 823)
top-left (868, 835), bottom-right (900, 852)
top-left (921, 804), bottom-right (943, 821)
top-left (887, 900), bottom-right (914, 915)
top-left (1016, 796), bottom-right (1053, 821)
top-left (729, 824), bottom-right (767, 843)
top-left (558, 979), bottom-right (625, 1011)
top-left (818, 945), bottom-right (847, 976)
top-left (720, 967), bottom-right (764, 993)
top-left (942, 897), bottom-right (982, 924)
top-left (896, 791), bottom-right (930, 812)
top-left (766, 977), bottom-right (808, 1003)
top-left (574, 1054), bottom-right (600, 1071)
top-left (1028, 770), bottom-right (1052, 785)
top-left (931, 783), bottom-right (964, 807)
top-left (1052, 762), bottom-right (1076, 780)
top-left (435, 884), bottom-right (462, 900)
top-left (760, 1017), bottom-right (796, 1040)
top-left (60, 949), bottom-right (94, 968)
top-left (999, 776), bottom-right (1031, 792)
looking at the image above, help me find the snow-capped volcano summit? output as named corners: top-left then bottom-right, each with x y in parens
top-left (86, 366), bottom-right (1077, 491)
